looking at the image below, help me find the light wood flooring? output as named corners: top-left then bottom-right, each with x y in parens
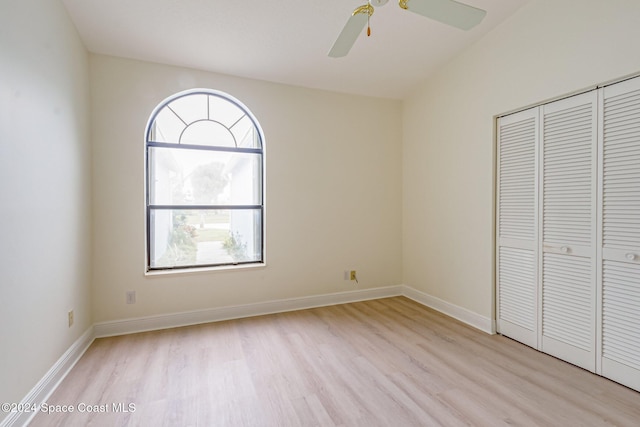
top-left (29, 297), bottom-right (640, 426)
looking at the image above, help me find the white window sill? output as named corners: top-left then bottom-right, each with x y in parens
top-left (145, 263), bottom-right (266, 278)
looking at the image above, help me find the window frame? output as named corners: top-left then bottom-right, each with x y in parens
top-left (144, 89), bottom-right (265, 272)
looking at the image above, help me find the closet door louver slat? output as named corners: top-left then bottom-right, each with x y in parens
top-left (543, 103), bottom-right (594, 246)
top-left (499, 114), bottom-right (537, 241)
top-left (499, 247), bottom-right (536, 332)
top-left (543, 253), bottom-right (592, 350)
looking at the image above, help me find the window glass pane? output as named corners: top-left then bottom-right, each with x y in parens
top-left (148, 147), bottom-right (262, 206)
top-left (168, 93), bottom-right (207, 125)
top-left (208, 95), bottom-right (245, 127)
top-left (231, 115), bottom-right (261, 149)
top-left (181, 120), bottom-right (235, 147)
top-left (152, 108), bottom-right (184, 143)
top-left (149, 208), bottom-right (262, 268)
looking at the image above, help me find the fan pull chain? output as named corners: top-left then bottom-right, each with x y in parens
top-left (367, 12), bottom-right (371, 36)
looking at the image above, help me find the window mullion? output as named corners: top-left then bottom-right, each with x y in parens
top-left (147, 140), bottom-right (262, 155)
top-left (148, 205), bottom-right (262, 210)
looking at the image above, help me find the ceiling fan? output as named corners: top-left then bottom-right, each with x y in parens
top-left (328, 0), bottom-right (487, 57)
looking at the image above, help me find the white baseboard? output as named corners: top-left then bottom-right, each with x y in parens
top-left (0, 327), bottom-right (95, 427)
top-left (94, 285), bottom-right (404, 338)
top-left (401, 285), bottom-right (495, 334)
top-left (92, 284), bottom-right (494, 338)
top-left (3, 284), bottom-right (493, 427)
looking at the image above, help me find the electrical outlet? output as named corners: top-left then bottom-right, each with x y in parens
top-left (350, 270), bottom-right (357, 280)
top-left (126, 291), bottom-right (136, 304)
top-left (68, 310), bottom-right (74, 327)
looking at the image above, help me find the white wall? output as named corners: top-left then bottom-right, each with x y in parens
top-left (403, 0), bottom-right (640, 320)
top-left (0, 0), bottom-right (91, 416)
top-left (90, 55), bottom-right (403, 323)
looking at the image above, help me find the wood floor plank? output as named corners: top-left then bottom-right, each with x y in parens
top-left (28, 297), bottom-right (640, 426)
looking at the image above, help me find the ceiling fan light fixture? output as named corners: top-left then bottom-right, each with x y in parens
top-left (352, 3), bottom-right (374, 17)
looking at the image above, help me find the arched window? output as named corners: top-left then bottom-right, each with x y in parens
top-left (145, 89), bottom-right (264, 271)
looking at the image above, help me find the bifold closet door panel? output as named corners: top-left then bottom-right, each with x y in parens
top-left (496, 108), bottom-right (538, 348)
top-left (541, 91), bottom-right (598, 372)
top-left (600, 77), bottom-right (640, 391)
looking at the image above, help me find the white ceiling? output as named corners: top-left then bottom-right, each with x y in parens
top-left (62, 0), bottom-right (529, 100)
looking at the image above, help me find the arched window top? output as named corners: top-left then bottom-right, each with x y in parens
top-left (146, 89), bottom-right (263, 150)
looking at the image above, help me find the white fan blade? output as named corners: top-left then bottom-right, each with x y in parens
top-left (403, 0), bottom-right (486, 30)
top-left (328, 12), bottom-right (369, 58)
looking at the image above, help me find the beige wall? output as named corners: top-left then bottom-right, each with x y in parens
top-left (90, 55), bottom-right (403, 323)
top-left (0, 0), bottom-right (91, 412)
top-left (403, 0), bottom-right (640, 320)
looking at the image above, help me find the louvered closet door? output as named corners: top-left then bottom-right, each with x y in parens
top-left (600, 77), bottom-right (640, 391)
top-left (541, 92), bottom-right (598, 372)
top-left (496, 108), bottom-right (538, 348)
